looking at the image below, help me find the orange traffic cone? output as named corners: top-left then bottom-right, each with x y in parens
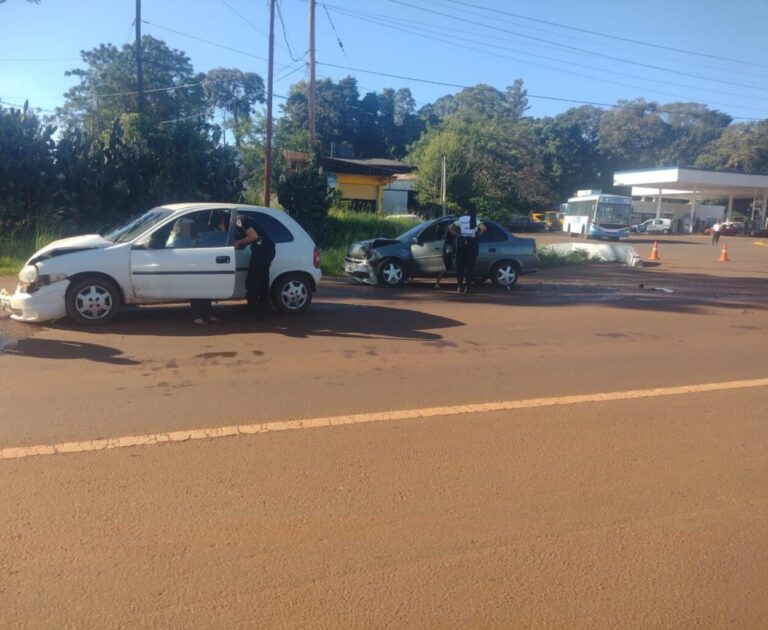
top-left (719, 243), bottom-right (730, 262)
top-left (649, 241), bottom-right (660, 261)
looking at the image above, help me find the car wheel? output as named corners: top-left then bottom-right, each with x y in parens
top-left (377, 258), bottom-right (406, 287)
top-left (65, 276), bottom-right (121, 325)
top-left (490, 261), bottom-right (520, 288)
top-left (271, 273), bottom-right (312, 314)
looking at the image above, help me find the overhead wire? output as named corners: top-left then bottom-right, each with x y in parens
top-left (321, 2), bottom-right (352, 67)
top-left (320, 5), bottom-right (768, 115)
top-left (276, 0), bottom-right (301, 62)
top-left (438, 0), bottom-right (768, 70)
top-left (316, 62), bottom-right (765, 121)
top-left (417, 0), bottom-right (767, 81)
top-left (324, 3), bottom-right (768, 107)
top-left (382, 0), bottom-right (768, 94)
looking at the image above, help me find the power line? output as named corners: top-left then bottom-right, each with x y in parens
top-left (321, 2), bottom-right (351, 66)
top-left (439, 0), bottom-right (768, 70)
top-left (316, 62), bottom-right (764, 121)
top-left (383, 0), bottom-right (768, 94)
top-left (218, 0), bottom-right (270, 38)
top-left (402, 0), bottom-right (767, 82)
top-left (276, 0), bottom-right (300, 62)
top-left (141, 19), bottom-right (296, 73)
top-left (325, 4), bottom-right (768, 107)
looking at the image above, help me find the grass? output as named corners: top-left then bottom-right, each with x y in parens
top-left (536, 246), bottom-right (596, 269)
top-left (320, 209), bottom-right (420, 276)
top-left (0, 229), bottom-right (67, 275)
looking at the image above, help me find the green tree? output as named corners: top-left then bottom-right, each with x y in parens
top-left (203, 67), bottom-right (265, 147)
top-left (538, 105), bottom-right (605, 200)
top-left (276, 164), bottom-right (334, 244)
top-left (59, 36), bottom-right (207, 134)
top-left (695, 121), bottom-right (768, 173)
top-left (657, 102), bottom-right (731, 166)
top-left (0, 102), bottom-right (56, 230)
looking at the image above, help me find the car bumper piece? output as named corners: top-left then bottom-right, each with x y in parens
top-left (343, 260), bottom-right (377, 285)
top-left (0, 282), bottom-right (69, 323)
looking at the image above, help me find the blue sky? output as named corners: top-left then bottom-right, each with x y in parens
top-left (1, 0), bottom-right (767, 122)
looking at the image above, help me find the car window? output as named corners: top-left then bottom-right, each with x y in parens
top-left (240, 211), bottom-right (294, 243)
top-left (480, 222), bottom-right (508, 243)
top-left (418, 219), bottom-right (452, 243)
top-left (147, 209), bottom-right (231, 249)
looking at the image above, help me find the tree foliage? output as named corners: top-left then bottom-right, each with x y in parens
top-left (276, 165), bottom-right (334, 244)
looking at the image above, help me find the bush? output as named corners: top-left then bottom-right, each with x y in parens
top-left (276, 165), bottom-right (334, 245)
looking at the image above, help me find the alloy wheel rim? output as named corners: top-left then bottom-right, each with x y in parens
top-left (497, 266), bottom-right (516, 286)
top-left (75, 285), bottom-right (112, 320)
top-left (383, 264), bottom-right (402, 284)
top-left (281, 280), bottom-right (308, 310)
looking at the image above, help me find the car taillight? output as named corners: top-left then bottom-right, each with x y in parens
top-left (313, 247), bottom-right (320, 268)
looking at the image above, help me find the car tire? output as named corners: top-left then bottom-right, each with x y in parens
top-left (490, 261), bottom-right (520, 288)
top-left (271, 273), bottom-right (312, 314)
top-left (377, 258), bottom-right (406, 287)
top-left (65, 276), bottom-right (121, 325)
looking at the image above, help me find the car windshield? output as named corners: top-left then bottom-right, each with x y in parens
top-left (397, 221), bottom-right (432, 242)
top-left (102, 208), bottom-right (173, 243)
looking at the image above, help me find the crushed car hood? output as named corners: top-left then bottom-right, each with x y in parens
top-left (28, 234), bottom-right (112, 264)
top-left (348, 237), bottom-right (402, 258)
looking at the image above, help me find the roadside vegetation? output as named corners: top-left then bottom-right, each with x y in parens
top-left (536, 246), bottom-right (597, 268)
top-left (319, 210), bottom-right (418, 276)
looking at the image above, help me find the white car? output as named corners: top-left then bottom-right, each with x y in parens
top-left (634, 218), bottom-right (672, 234)
top-left (0, 203), bottom-right (321, 325)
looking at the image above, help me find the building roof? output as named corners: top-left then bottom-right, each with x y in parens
top-left (613, 166), bottom-right (768, 201)
top-left (322, 157), bottom-right (415, 177)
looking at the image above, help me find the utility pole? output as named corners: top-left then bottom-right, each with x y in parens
top-left (441, 155), bottom-right (447, 217)
top-left (263, 0), bottom-right (276, 207)
top-left (135, 0), bottom-right (145, 117)
top-left (308, 0), bottom-right (316, 149)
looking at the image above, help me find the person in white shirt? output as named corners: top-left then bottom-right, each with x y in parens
top-left (448, 209), bottom-right (487, 293)
top-left (711, 220), bottom-right (722, 245)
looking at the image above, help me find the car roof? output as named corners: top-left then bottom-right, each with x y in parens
top-left (160, 202), bottom-right (276, 213)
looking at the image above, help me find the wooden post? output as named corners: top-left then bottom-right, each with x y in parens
top-left (263, 0), bottom-right (275, 207)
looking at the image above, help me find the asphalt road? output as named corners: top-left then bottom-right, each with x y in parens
top-left (1, 233), bottom-right (767, 627)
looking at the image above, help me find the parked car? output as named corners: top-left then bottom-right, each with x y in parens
top-left (704, 223), bottom-right (741, 236)
top-left (507, 215), bottom-right (547, 233)
top-left (632, 218), bottom-right (672, 234)
top-left (343, 216), bottom-right (539, 288)
top-left (0, 203), bottom-right (321, 324)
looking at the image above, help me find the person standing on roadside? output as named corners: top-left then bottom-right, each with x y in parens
top-left (711, 220), bottom-right (722, 246)
top-left (448, 209), bottom-right (486, 293)
top-left (234, 215), bottom-right (275, 320)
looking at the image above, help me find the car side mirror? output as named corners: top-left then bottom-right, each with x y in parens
top-left (411, 237), bottom-right (419, 245)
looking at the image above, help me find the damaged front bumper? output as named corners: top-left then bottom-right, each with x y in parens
top-left (0, 281), bottom-right (69, 323)
top-left (343, 257), bottom-right (378, 285)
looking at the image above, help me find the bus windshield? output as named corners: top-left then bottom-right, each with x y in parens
top-left (595, 202), bottom-right (631, 225)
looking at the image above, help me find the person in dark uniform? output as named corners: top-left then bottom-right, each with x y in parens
top-left (234, 214), bottom-right (275, 319)
top-left (448, 209), bottom-right (486, 293)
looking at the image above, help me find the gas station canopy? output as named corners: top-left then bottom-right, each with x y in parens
top-left (613, 166), bottom-right (768, 203)
top-left (613, 167), bottom-right (768, 225)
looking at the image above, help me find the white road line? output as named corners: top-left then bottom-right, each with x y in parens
top-left (2, 377), bottom-right (768, 461)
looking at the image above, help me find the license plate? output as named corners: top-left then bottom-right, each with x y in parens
top-left (344, 262), bottom-right (366, 273)
top-left (0, 292), bottom-right (12, 313)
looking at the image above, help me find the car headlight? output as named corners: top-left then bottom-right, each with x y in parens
top-left (18, 265), bottom-right (39, 284)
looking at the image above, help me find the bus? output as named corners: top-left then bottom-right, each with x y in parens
top-left (563, 193), bottom-right (632, 239)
